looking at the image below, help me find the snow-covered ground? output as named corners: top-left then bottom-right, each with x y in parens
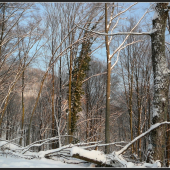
top-left (0, 155), bottom-right (92, 168)
top-left (0, 140), bottom-right (92, 168)
top-left (0, 135), bottom-right (169, 168)
top-left (0, 153), bottom-right (163, 168)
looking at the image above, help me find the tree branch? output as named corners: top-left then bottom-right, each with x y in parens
top-left (82, 72), bottom-right (107, 83)
top-left (116, 121), bottom-right (170, 155)
top-left (75, 24), bottom-right (151, 36)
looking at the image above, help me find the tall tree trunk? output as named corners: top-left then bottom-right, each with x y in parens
top-left (129, 72), bottom-right (134, 154)
top-left (68, 49), bottom-right (72, 144)
top-left (85, 75), bottom-right (89, 142)
top-left (19, 30), bottom-right (25, 146)
top-left (149, 3), bottom-right (169, 167)
top-left (68, 31), bottom-right (75, 144)
top-left (0, 3), bottom-right (5, 63)
top-left (147, 84), bottom-right (151, 129)
top-left (166, 112), bottom-right (170, 167)
top-left (6, 104), bottom-right (9, 140)
top-left (136, 70), bottom-right (141, 160)
top-left (105, 3), bottom-right (111, 154)
top-left (51, 62), bottom-right (55, 149)
top-left (51, 37), bottom-right (56, 149)
top-left (58, 53), bottom-right (62, 143)
top-left (19, 60), bottom-right (25, 146)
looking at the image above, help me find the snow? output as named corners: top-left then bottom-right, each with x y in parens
top-left (0, 141), bottom-right (21, 151)
top-left (161, 98), bottom-right (166, 102)
top-left (152, 160), bottom-right (161, 168)
top-left (111, 152), bottom-right (146, 168)
top-left (1, 126), bottom-right (170, 169)
top-left (163, 68), bottom-right (170, 75)
top-left (70, 147), bottom-right (163, 168)
top-left (37, 144), bottom-right (73, 158)
top-left (0, 155), bottom-right (89, 168)
top-left (153, 107), bottom-right (159, 117)
top-left (0, 150), bottom-right (166, 168)
top-left (0, 141), bottom-right (92, 168)
top-left (0, 144), bottom-right (169, 168)
top-left (126, 162), bottom-right (135, 167)
top-left (71, 146), bottom-right (107, 163)
top-left (148, 144), bottom-right (152, 150)
top-left (153, 11), bottom-right (158, 20)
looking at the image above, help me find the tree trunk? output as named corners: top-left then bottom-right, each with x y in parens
top-left (19, 63), bottom-right (25, 146)
top-left (58, 53), bottom-right (62, 146)
top-left (0, 3), bottom-right (5, 63)
top-left (71, 149), bottom-right (122, 167)
top-left (51, 37), bottom-right (56, 149)
top-left (85, 77), bottom-right (89, 142)
top-left (136, 70), bottom-right (141, 160)
top-left (129, 72), bottom-right (134, 154)
top-left (68, 30), bottom-right (75, 144)
top-left (19, 31), bottom-right (25, 147)
top-left (149, 3), bottom-right (169, 167)
top-left (166, 112), bottom-right (170, 167)
top-left (68, 46), bottom-right (73, 144)
top-left (6, 104), bottom-right (9, 140)
top-left (105, 3), bottom-right (111, 154)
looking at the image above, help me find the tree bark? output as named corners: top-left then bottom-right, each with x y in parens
top-left (0, 3), bottom-right (5, 63)
top-left (19, 59), bottom-right (25, 146)
top-left (105, 3), bottom-right (111, 154)
top-left (85, 76), bottom-right (89, 142)
top-left (129, 72), bottom-right (134, 154)
top-left (166, 112), bottom-right (170, 167)
top-left (51, 37), bottom-right (56, 149)
top-left (149, 3), bottom-right (169, 167)
top-left (136, 68), bottom-right (141, 160)
top-left (68, 32), bottom-right (74, 144)
top-left (72, 150), bottom-right (122, 167)
top-left (18, 30), bottom-right (25, 147)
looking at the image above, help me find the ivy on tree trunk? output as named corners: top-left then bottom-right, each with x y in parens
top-left (70, 39), bottom-right (92, 137)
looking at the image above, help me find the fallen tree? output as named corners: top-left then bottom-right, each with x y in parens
top-left (71, 121), bottom-right (170, 167)
top-left (71, 146), bottom-right (123, 167)
top-left (0, 121), bottom-right (170, 167)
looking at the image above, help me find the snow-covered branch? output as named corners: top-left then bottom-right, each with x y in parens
top-left (111, 8), bottom-right (151, 58)
top-left (75, 24), bottom-right (151, 36)
top-left (111, 40), bottom-right (143, 70)
top-left (108, 2), bottom-right (138, 29)
top-left (116, 121), bottom-right (170, 155)
top-left (81, 141), bottom-right (128, 149)
top-left (109, 17), bottom-right (120, 45)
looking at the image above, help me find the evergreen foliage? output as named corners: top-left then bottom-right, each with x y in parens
top-left (70, 39), bottom-right (92, 133)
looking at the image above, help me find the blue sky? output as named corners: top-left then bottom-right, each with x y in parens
top-left (31, 2), bottom-right (158, 72)
top-left (92, 2), bottom-right (154, 62)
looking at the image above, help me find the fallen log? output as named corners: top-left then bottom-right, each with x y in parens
top-left (72, 153), bottom-right (112, 167)
top-left (71, 146), bottom-right (123, 167)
